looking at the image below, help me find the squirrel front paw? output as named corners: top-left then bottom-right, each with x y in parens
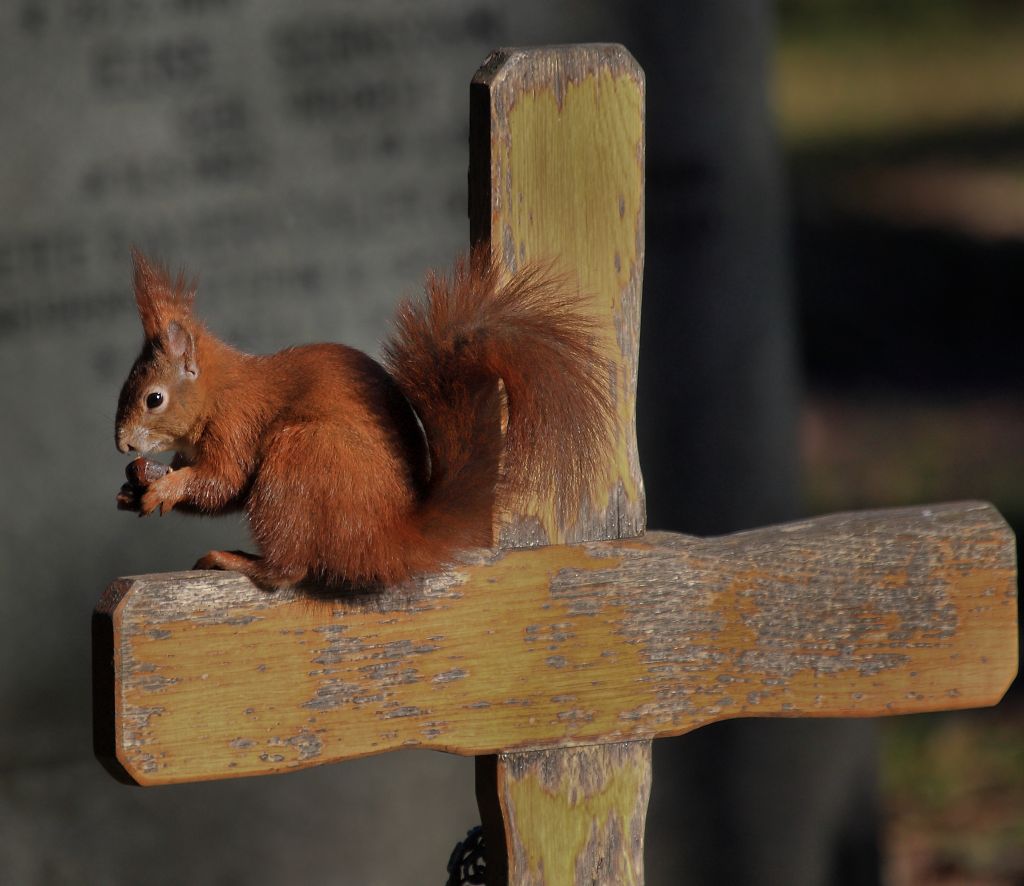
top-left (117, 483), bottom-right (141, 511)
top-left (139, 468), bottom-right (189, 516)
top-left (118, 458), bottom-right (172, 512)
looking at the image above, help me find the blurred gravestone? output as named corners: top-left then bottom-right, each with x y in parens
top-left (0, 2), bottom-right (507, 882)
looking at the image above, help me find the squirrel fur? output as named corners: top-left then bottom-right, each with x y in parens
top-left (115, 248), bottom-right (612, 590)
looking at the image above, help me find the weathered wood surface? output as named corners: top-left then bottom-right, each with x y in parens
top-left (477, 742), bottom-right (651, 886)
top-left (94, 501), bottom-right (1017, 786)
top-left (469, 43), bottom-right (649, 883)
top-left (470, 43), bottom-right (646, 548)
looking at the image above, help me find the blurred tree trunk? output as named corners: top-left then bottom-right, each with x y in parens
top-left (630, 2), bottom-right (881, 884)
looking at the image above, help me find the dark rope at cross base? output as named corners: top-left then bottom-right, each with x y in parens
top-left (446, 825), bottom-right (487, 886)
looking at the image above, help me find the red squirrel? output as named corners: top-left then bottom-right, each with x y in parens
top-left (115, 248), bottom-right (612, 590)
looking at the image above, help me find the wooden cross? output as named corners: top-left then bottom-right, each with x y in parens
top-left (93, 45), bottom-right (1018, 885)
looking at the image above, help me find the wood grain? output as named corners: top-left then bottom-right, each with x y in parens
top-left (93, 501), bottom-right (1017, 786)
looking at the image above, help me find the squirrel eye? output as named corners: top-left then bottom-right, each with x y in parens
top-left (145, 391), bottom-right (165, 410)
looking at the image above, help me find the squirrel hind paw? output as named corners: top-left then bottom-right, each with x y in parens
top-left (193, 550), bottom-right (303, 591)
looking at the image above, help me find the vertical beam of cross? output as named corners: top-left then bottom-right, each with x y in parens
top-left (469, 44), bottom-right (651, 884)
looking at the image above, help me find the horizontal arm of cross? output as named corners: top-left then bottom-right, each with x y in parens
top-left (94, 500), bottom-right (1017, 786)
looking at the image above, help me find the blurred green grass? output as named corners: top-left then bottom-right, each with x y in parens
top-left (777, 1), bottom-right (1024, 148)
top-left (882, 709), bottom-right (1024, 883)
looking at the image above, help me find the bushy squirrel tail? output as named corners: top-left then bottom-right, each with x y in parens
top-left (383, 250), bottom-right (613, 555)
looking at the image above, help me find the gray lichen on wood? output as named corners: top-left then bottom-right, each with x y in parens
top-left (94, 500), bottom-right (1017, 787)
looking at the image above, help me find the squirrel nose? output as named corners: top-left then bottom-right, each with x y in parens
top-left (116, 431), bottom-right (135, 454)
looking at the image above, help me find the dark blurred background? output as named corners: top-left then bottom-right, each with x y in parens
top-left (1, 1), bottom-right (1020, 883)
top-left (779, 2), bottom-right (1024, 882)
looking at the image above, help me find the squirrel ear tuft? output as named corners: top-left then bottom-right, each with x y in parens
top-left (131, 247), bottom-right (197, 341)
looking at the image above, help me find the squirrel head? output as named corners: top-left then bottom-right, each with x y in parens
top-left (115, 249), bottom-right (204, 456)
